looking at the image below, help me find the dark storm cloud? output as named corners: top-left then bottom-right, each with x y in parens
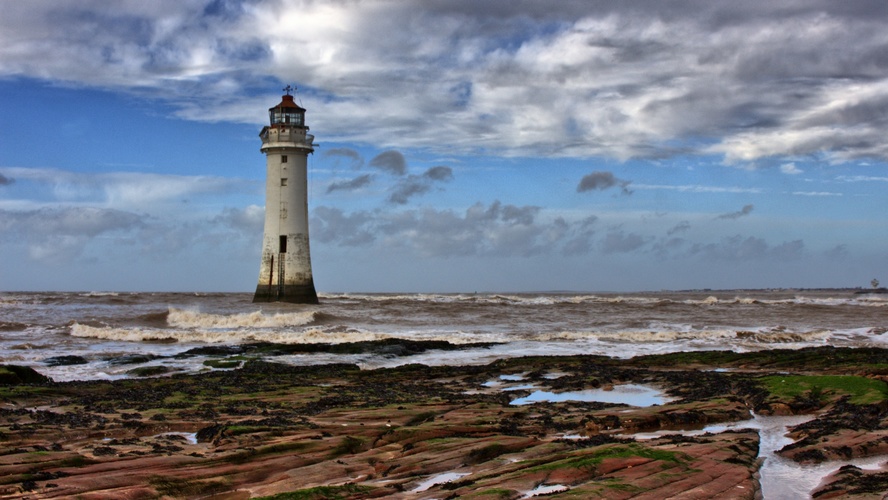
top-left (327, 174), bottom-right (374, 194)
top-left (369, 150), bottom-right (407, 176)
top-left (423, 166), bottom-right (454, 181)
top-left (0, 173), bottom-right (13, 185)
top-left (717, 204), bottom-right (754, 220)
top-left (388, 166), bottom-right (453, 204)
top-left (323, 148), bottom-right (364, 169)
top-left (577, 171), bottom-right (632, 195)
top-left (389, 178), bottom-right (431, 204)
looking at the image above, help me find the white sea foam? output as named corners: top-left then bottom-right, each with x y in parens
top-left (167, 308), bottom-right (319, 329)
top-left (321, 291), bottom-right (888, 308)
top-left (67, 318), bottom-right (843, 350)
top-left (69, 322), bottom-right (392, 344)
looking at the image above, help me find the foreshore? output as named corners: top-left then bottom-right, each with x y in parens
top-left (2, 344), bottom-right (887, 499)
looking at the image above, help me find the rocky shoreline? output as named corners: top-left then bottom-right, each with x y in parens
top-left (2, 345), bottom-right (887, 499)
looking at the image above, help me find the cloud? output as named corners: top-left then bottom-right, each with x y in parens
top-left (0, 173), bottom-right (14, 186)
top-left (717, 204), bottom-right (754, 220)
top-left (4, 2), bottom-right (887, 163)
top-left (388, 166), bottom-right (453, 204)
top-left (0, 207), bottom-right (146, 262)
top-left (667, 221), bottom-right (691, 236)
top-left (311, 206), bottom-right (377, 247)
top-left (836, 175), bottom-right (888, 183)
top-left (601, 230), bottom-right (648, 254)
top-left (212, 205), bottom-right (264, 233)
top-left (0, 167), bottom-right (248, 210)
top-left (632, 184), bottom-right (763, 194)
top-left (423, 166), bottom-right (454, 181)
top-left (312, 201), bottom-right (605, 258)
top-left (791, 191), bottom-right (842, 197)
top-left (689, 235), bottom-right (805, 261)
top-left (312, 201), bottom-right (813, 265)
top-left (322, 148), bottom-right (364, 169)
top-left (780, 163), bottom-right (803, 175)
top-left (369, 150), bottom-right (407, 176)
top-left (327, 174), bottom-right (374, 194)
top-left (824, 244), bottom-right (849, 260)
top-left (577, 171), bottom-right (632, 195)
top-left (561, 215), bottom-right (598, 256)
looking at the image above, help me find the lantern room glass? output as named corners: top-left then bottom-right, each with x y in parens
top-left (270, 109), bottom-right (303, 126)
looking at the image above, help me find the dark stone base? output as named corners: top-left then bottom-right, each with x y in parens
top-left (252, 283), bottom-right (319, 304)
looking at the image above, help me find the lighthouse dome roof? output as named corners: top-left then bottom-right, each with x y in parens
top-left (270, 94), bottom-right (305, 113)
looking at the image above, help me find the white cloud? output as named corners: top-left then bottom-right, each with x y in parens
top-left (0, 167), bottom-right (252, 212)
top-left (791, 191), bottom-right (842, 197)
top-left (632, 183), bottom-right (763, 194)
top-left (780, 163), bottom-right (803, 175)
top-left (836, 175), bottom-right (888, 182)
top-left (2, 2), bottom-right (887, 163)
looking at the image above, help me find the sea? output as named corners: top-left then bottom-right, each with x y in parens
top-left (1, 289), bottom-right (886, 382)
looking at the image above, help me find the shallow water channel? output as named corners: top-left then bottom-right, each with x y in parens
top-left (484, 374), bottom-right (887, 498)
top-left (617, 413), bottom-right (887, 498)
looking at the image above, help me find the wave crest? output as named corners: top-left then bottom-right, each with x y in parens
top-left (68, 322), bottom-right (391, 344)
top-left (167, 308), bottom-right (319, 329)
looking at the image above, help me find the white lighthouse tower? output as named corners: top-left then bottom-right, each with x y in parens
top-left (253, 86), bottom-right (318, 304)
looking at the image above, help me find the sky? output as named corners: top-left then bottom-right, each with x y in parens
top-left (1, 0), bottom-right (887, 293)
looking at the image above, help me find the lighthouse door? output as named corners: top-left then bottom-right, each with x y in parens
top-left (278, 235), bottom-right (287, 296)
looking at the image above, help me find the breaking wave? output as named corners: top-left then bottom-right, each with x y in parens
top-left (69, 323), bottom-right (391, 344)
top-left (556, 328), bottom-right (832, 344)
top-left (166, 308), bottom-right (321, 329)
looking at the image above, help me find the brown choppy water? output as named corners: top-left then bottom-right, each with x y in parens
top-left (0, 289), bottom-right (885, 381)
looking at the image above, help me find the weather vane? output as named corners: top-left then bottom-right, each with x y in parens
top-left (283, 84), bottom-right (295, 95)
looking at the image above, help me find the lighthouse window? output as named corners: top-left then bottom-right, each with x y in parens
top-left (279, 235), bottom-right (288, 253)
top-left (281, 178), bottom-right (288, 186)
top-left (281, 155), bottom-right (288, 163)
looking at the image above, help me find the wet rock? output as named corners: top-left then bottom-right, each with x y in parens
top-left (175, 345), bottom-right (247, 358)
top-left (0, 364), bottom-right (52, 385)
top-left (104, 354), bottom-right (162, 365)
top-left (1, 347), bottom-right (884, 499)
top-left (196, 423), bottom-right (227, 443)
top-left (778, 400), bottom-right (888, 463)
top-left (126, 365), bottom-right (173, 377)
top-left (813, 464), bottom-right (888, 499)
top-left (43, 355), bottom-right (88, 366)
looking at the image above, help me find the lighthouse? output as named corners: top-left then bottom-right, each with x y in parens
top-left (253, 86), bottom-right (318, 304)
